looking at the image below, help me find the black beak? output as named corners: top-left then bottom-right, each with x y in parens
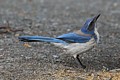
top-left (88, 14), bottom-right (100, 31)
top-left (93, 14), bottom-right (100, 23)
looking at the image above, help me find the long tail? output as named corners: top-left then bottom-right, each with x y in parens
top-left (18, 36), bottom-right (67, 44)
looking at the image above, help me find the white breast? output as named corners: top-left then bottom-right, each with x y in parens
top-left (53, 38), bottom-right (96, 56)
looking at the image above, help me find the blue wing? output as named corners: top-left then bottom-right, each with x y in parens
top-left (19, 33), bottom-right (92, 44)
top-left (57, 32), bottom-right (91, 43)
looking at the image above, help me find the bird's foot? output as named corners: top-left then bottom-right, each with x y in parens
top-left (81, 64), bottom-right (86, 69)
top-left (74, 54), bottom-right (86, 69)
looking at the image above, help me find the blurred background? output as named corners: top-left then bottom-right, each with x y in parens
top-left (0, 0), bottom-right (120, 80)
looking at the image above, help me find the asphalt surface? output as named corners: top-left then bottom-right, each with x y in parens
top-left (0, 0), bottom-right (120, 80)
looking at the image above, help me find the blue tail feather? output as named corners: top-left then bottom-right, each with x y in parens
top-left (18, 36), bottom-right (67, 44)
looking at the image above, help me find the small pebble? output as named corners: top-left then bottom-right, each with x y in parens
top-left (53, 55), bottom-right (59, 58)
top-left (113, 3), bottom-right (118, 7)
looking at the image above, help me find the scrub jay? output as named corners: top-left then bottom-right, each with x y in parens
top-left (19, 14), bottom-right (100, 69)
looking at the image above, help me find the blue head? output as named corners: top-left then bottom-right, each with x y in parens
top-left (81, 14), bottom-right (100, 35)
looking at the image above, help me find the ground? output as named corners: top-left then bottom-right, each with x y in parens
top-left (0, 0), bottom-right (120, 80)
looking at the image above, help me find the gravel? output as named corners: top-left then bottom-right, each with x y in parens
top-left (0, 0), bottom-right (120, 79)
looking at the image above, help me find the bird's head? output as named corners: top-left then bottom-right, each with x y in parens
top-left (81, 14), bottom-right (100, 35)
top-left (81, 14), bottom-right (100, 43)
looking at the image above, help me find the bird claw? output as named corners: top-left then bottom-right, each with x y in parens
top-left (81, 65), bottom-right (86, 69)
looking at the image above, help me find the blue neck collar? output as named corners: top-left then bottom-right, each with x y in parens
top-left (81, 27), bottom-right (94, 35)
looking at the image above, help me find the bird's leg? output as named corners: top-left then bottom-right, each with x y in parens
top-left (73, 54), bottom-right (86, 69)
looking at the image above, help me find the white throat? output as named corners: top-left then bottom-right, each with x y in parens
top-left (94, 27), bottom-right (100, 43)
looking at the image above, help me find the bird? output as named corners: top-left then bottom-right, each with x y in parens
top-left (18, 14), bottom-right (100, 69)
